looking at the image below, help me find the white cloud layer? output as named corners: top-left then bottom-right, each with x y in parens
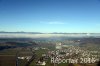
top-left (0, 33), bottom-right (99, 38)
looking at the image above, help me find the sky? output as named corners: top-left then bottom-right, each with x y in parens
top-left (0, 0), bottom-right (100, 33)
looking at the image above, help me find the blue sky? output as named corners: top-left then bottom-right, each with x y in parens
top-left (0, 0), bottom-right (100, 33)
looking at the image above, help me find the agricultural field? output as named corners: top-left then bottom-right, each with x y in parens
top-left (0, 55), bottom-right (16, 66)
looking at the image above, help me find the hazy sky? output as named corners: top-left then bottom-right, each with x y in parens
top-left (0, 0), bottom-right (100, 33)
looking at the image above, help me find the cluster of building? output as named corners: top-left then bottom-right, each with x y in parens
top-left (48, 42), bottom-right (100, 64)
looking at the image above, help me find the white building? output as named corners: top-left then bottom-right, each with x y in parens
top-left (18, 56), bottom-right (32, 61)
top-left (37, 61), bottom-right (46, 66)
top-left (56, 42), bottom-right (62, 49)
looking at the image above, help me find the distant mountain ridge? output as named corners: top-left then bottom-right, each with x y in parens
top-left (0, 32), bottom-right (43, 34)
top-left (0, 31), bottom-right (100, 34)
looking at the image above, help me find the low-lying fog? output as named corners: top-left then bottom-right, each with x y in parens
top-left (0, 33), bottom-right (100, 38)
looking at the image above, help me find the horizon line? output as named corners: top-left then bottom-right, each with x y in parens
top-left (0, 31), bottom-right (100, 34)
